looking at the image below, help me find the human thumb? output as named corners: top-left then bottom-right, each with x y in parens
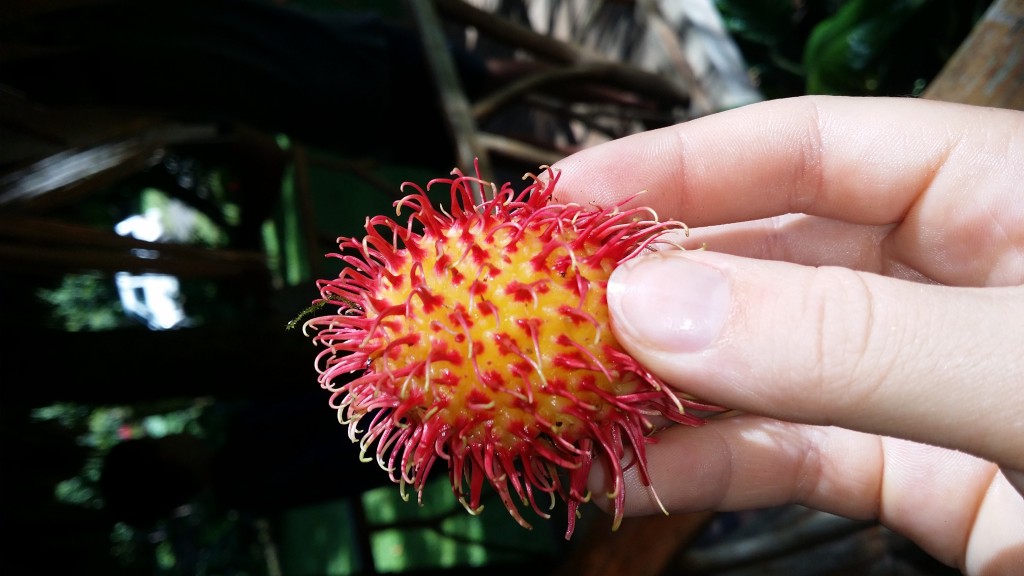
top-left (606, 250), bottom-right (1024, 470)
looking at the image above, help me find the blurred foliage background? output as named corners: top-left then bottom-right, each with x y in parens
top-left (717, 0), bottom-right (993, 98)
top-left (0, 0), bottom-right (996, 574)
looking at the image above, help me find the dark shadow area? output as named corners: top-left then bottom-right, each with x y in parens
top-left (1, 1), bottom-right (584, 572)
top-left (1, 0), bottom-right (490, 170)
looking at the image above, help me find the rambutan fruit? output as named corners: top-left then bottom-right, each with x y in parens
top-left (303, 163), bottom-right (720, 539)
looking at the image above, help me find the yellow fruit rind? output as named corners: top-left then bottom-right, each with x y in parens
top-left (305, 164), bottom-right (722, 539)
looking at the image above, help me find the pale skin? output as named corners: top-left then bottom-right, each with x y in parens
top-left (550, 96), bottom-right (1024, 575)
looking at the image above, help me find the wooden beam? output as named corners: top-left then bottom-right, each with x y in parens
top-left (923, 0), bottom-right (1024, 110)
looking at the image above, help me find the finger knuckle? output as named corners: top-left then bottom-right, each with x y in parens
top-left (805, 267), bottom-right (896, 415)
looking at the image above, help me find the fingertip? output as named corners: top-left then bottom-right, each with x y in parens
top-left (549, 146), bottom-right (642, 208)
top-left (607, 251), bottom-right (730, 355)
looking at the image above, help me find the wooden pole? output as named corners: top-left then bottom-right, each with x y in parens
top-left (923, 0), bottom-right (1024, 110)
top-left (407, 0), bottom-right (493, 202)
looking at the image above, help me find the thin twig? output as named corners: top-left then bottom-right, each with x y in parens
top-left (435, 0), bottom-right (691, 105)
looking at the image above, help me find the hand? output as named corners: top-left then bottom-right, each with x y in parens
top-left (550, 96), bottom-right (1024, 575)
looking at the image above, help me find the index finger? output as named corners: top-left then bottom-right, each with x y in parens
top-left (550, 95), bottom-right (1021, 228)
